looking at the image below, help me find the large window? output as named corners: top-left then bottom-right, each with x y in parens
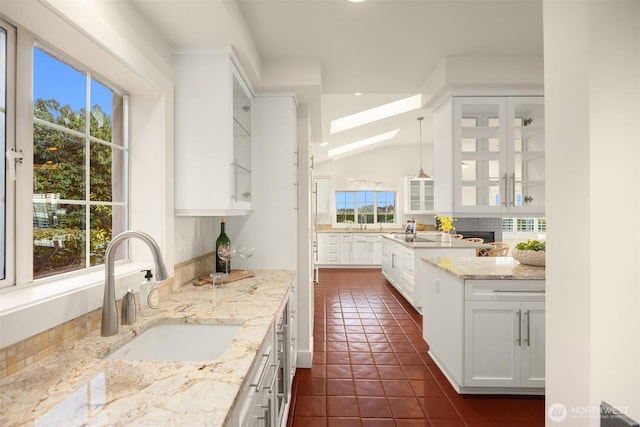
top-left (31, 46), bottom-right (127, 280)
top-left (335, 191), bottom-right (395, 224)
top-left (0, 37), bottom-right (128, 289)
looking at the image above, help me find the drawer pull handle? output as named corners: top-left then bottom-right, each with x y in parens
top-left (493, 290), bottom-right (545, 293)
top-left (516, 309), bottom-right (522, 346)
top-left (250, 352), bottom-right (272, 391)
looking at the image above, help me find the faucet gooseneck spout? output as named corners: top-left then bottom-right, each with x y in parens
top-left (101, 230), bottom-right (169, 337)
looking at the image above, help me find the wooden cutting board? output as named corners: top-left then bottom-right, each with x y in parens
top-left (193, 270), bottom-right (256, 286)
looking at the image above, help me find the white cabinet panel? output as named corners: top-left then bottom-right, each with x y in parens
top-left (405, 177), bottom-right (435, 214)
top-left (464, 301), bottom-right (521, 388)
top-left (174, 52), bottom-right (253, 216)
top-left (422, 261), bottom-right (545, 394)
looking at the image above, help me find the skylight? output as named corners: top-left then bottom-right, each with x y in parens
top-left (330, 94), bottom-right (422, 135)
top-left (328, 129), bottom-right (400, 157)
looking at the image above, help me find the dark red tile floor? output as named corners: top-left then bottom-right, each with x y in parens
top-left (287, 268), bottom-right (544, 427)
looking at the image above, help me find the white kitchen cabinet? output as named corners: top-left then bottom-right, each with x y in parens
top-left (317, 232), bottom-right (382, 266)
top-left (422, 259), bottom-right (545, 394)
top-left (339, 233), bottom-right (353, 264)
top-left (404, 177), bottom-right (435, 214)
top-left (434, 96), bottom-right (544, 216)
top-left (381, 240), bottom-right (400, 289)
top-left (381, 236), bottom-right (478, 313)
top-left (174, 51), bottom-right (253, 216)
top-left (235, 323), bottom-right (275, 427)
top-left (313, 177), bottom-right (331, 225)
top-left (353, 234), bottom-right (382, 264)
top-left (317, 233), bottom-right (339, 264)
top-left (234, 284), bottom-right (297, 427)
top-left (464, 300), bottom-right (545, 389)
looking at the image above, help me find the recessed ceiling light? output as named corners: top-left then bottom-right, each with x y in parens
top-left (354, 92), bottom-right (363, 96)
top-left (349, 0), bottom-right (366, 3)
top-left (328, 129), bottom-right (400, 157)
top-left (330, 94), bottom-right (422, 135)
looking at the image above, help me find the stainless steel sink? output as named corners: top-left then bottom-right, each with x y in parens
top-left (106, 323), bottom-right (242, 361)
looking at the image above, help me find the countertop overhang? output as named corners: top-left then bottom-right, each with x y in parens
top-left (422, 256), bottom-right (546, 280)
top-left (0, 270), bottom-right (295, 426)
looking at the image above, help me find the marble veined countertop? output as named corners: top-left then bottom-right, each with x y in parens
top-left (0, 270), bottom-right (295, 427)
top-left (422, 256), bottom-right (545, 280)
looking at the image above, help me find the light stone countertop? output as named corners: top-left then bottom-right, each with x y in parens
top-left (0, 270), bottom-right (295, 427)
top-left (382, 233), bottom-right (490, 249)
top-left (422, 256), bottom-right (546, 280)
top-left (315, 227), bottom-right (405, 233)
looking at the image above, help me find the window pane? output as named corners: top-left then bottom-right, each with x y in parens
top-left (33, 48), bottom-right (86, 132)
top-left (336, 191), bottom-right (355, 223)
top-left (33, 203), bottom-right (86, 279)
top-left (90, 142), bottom-right (125, 202)
top-left (33, 126), bottom-right (85, 199)
top-left (90, 79), bottom-right (114, 141)
top-left (357, 191), bottom-right (374, 223)
top-left (89, 205), bottom-right (117, 266)
top-left (376, 191), bottom-right (395, 223)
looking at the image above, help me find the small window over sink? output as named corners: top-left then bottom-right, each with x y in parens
top-left (335, 191), bottom-right (396, 224)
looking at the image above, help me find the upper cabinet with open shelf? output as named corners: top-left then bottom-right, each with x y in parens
top-left (174, 51), bottom-right (253, 216)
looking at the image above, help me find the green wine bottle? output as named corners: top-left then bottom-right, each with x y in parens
top-left (215, 218), bottom-right (230, 273)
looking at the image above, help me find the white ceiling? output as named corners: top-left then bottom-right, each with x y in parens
top-left (129, 0), bottom-right (543, 162)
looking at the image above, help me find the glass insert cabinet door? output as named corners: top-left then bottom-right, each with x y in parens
top-left (453, 96), bottom-right (544, 214)
top-left (508, 97), bottom-right (545, 211)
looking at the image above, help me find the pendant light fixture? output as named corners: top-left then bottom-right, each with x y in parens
top-left (414, 116), bottom-right (430, 179)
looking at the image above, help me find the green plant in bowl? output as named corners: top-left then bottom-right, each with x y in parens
top-left (513, 240), bottom-right (546, 266)
top-left (515, 240), bottom-right (546, 251)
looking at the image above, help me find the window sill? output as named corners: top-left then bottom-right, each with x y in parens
top-left (0, 262), bottom-right (154, 348)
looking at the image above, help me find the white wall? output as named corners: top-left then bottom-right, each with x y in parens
top-left (313, 143), bottom-right (435, 225)
top-left (544, 1), bottom-right (640, 425)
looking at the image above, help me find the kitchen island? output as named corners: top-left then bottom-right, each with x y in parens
top-left (381, 233), bottom-right (487, 313)
top-left (421, 256), bottom-right (545, 395)
top-left (0, 270), bottom-right (295, 426)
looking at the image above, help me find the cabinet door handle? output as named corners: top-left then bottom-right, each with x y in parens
top-left (502, 173), bottom-right (508, 206)
top-left (510, 173), bottom-right (516, 206)
top-left (267, 360), bottom-right (280, 393)
top-left (524, 310), bottom-right (530, 346)
top-left (493, 289), bottom-right (545, 294)
top-left (391, 253), bottom-right (395, 268)
top-left (251, 352), bottom-right (272, 391)
top-left (516, 309), bottom-right (522, 346)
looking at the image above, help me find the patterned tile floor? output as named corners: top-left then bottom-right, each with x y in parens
top-left (287, 268), bottom-right (544, 427)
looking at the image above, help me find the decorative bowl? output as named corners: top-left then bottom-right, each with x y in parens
top-left (512, 248), bottom-right (545, 267)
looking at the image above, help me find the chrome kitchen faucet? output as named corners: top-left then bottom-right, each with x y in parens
top-left (101, 231), bottom-right (169, 337)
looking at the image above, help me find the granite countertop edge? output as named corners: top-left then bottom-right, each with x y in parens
top-left (421, 256), bottom-right (546, 280)
top-left (0, 269), bottom-right (296, 427)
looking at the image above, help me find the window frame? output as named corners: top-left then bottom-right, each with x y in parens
top-left (30, 43), bottom-right (130, 282)
top-left (2, 33), bottom-right (132, 290)
top-left (334, 190), bottom-right (397, 225)
top-left (0, 18), bottom-right (16, 289)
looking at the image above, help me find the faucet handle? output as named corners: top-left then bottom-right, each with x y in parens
top-left (121, 290), bottom-right (136, 325)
